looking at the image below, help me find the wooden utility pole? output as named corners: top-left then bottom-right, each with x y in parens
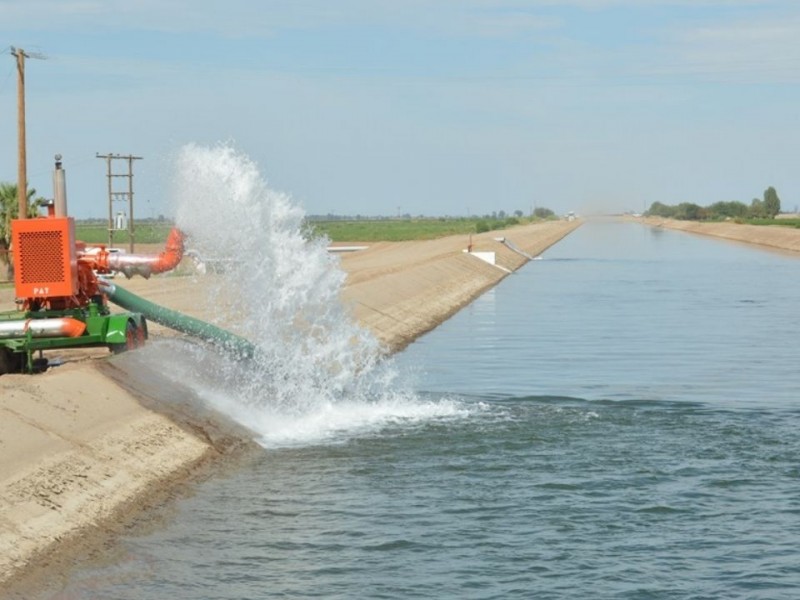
top-left (96, 153), bottom-right (143, 252)
top-left (10, 47), bottom-right (45, 220)
top-left (13, 47), bottom-right (27, 219)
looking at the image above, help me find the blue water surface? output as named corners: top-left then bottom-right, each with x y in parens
top-left (53, 221), bottom-right (800, 599)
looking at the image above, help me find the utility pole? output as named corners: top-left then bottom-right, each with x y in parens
top-left (96, 153), bottom-right (142, 252)
top-left (10, 47), bottom-right (46, 220)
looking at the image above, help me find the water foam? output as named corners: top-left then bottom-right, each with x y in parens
top-left (159, 142), bottom-right (466, 447)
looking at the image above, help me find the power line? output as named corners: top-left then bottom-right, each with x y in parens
top-left (96, 153), bottom-right (143, 252)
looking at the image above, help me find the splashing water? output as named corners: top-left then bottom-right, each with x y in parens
top-left (155, 143), bottom-right (469, 447)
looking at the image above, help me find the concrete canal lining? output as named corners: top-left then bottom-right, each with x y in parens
top-left (0, 219), bottom-right (580, 592)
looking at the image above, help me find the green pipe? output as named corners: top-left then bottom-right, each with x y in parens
top-left (102, 281), bottom-right (256, 359)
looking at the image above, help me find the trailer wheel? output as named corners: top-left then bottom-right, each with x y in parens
top-left (111, 321), bottom-right (138, 354)
top-left (0, 348), bottom-right (23, 375)
top-left (136, 319), bottom-right (147, 347)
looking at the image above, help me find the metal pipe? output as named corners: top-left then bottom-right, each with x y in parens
top-left (0, 317), bottom-right (86, 339)
top-left (100, 280), bottom-right (255, 359)
top-left (53, 154), bottom-right (67, 217)
top-left (90, 227), bottom-right (186, 279)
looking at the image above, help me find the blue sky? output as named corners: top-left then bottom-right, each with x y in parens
top-left (1, 0), bottom-right (799, 219)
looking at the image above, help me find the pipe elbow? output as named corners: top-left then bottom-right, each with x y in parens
top-left (105, 227), bottom-right (186, 278)
top-left (151, 227), bottom-right (186, 274)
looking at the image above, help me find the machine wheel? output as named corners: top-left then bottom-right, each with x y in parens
top-left (111, 321), bottom-right (138, 354)
top-left (136, 319), bottom-right (147, 347)
top-left (0, 348), bottom-right (23, 375)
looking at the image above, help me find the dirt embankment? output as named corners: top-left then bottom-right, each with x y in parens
top-left (638, 216), bottom-right (800, 254)
top-left (339, 219), bottom-right (582, 352)
top-left (0, 219), bottom-right (580, 594)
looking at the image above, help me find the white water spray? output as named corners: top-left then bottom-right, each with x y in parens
top-left (156, 143), bottom-right (469, 447)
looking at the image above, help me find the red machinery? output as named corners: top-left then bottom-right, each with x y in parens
top-left (13, 213), bottom-right (185, 311)
top-left (0, 157), bottom-right (185, 374)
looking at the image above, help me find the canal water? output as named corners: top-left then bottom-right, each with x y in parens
top-left (56, 218), bottom-right (800, 599)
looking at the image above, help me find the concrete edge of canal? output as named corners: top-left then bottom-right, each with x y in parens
top-left (0, 218), bottom-right (582, 595)
top-left (634, 216), bottom-right (800, 255)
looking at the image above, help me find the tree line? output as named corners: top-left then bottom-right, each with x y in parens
top-left (646, 187), bottom-right (781, 221)
top-left (307, 207), bottom-right (556, 222)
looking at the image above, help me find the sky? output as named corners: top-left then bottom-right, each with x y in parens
top-left (1, 0), bottom-right (799, 220)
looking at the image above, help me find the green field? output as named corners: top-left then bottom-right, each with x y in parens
top-left (307, 217), bottom-right (534, 242)
top-left (75, 222), bottom-right (175, 244)
top-left (743, 218), bottom-right (800, 228)
top-left (73, 216), bottom-right (540, 245)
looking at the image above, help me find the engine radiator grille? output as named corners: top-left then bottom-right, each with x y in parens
top-left (12, 217), bottom-right (78, 298)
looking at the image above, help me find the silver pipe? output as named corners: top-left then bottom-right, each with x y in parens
top-left (106, 254), bottom-right (166, 279)
top-left (102, 227), bottom-right (185, 279)
top-left (53, 154), bottom-right (68, 217)
top-left (0, 317), bottom-right (85, 339)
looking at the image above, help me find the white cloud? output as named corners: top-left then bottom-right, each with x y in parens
top-left (0, 0), bottom-right (777, 43)
top-left (3, 0), bottom-right (799, 217)
top-left (0, 0), bottom-right (561, 38)
top-left (663, 13), bottom-right (800, 82)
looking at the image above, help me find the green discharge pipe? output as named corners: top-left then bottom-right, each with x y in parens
top-left (102, 281), bottom-right (256, 359)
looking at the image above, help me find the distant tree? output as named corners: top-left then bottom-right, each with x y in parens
top-left (533, 207), bottom-right (555, 219)
top-left (646, 201), bottom-right (676, 218)
top-left (498, 210), bottom-right (506, 219)
top-left (708, 201), bottom-right (748, 219)
top-left (749, 198), bottom-right (767, 219)
top-left (674, 202), bottom-right (706, 220)
top-left (645, 202), bottom-right (674, 219)
top-left (645, 189), bottom-right (779, 222)
top-left (514, 209), bottom-right (523, 218)
top-left (763, 186), bottom-right (781, 218)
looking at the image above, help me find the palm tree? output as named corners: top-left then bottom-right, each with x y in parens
top-left (0, 183), bottom-right (43, 280)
